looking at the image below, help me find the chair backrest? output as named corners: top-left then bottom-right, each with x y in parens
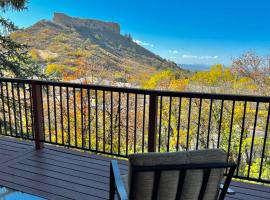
top-left (127, 149), bottom-right (235, 200)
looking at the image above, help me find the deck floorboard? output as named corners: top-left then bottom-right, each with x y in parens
top-left (0, 136), bottom-right (268, 200)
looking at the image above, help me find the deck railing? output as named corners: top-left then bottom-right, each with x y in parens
top-left (0, 77), bottom-right (269, 184)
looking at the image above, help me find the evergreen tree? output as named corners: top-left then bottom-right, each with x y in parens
top-left (0, 0), bottom-right (44, 78)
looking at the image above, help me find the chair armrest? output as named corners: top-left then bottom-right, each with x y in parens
top-left (110, 160), bottom-right (128, 200)
top-left (220, 184), bottom-right (235, 195)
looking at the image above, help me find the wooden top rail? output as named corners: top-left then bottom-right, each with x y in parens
top-left (0, 77), bottom-right (270, 102)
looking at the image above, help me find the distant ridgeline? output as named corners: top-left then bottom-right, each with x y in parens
top-left (11, 13), bottom-right (183, 84)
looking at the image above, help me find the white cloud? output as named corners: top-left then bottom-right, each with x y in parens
top-left (182, 54), bottom-right (219, 59)
top-left (169, 56), bottom-right (177, 60)
top-left (133, 39), bottom-right (154, 47)
top-left (169, 50), bottom-right (179, 54)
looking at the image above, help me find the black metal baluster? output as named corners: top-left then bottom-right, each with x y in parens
top-left (126, 93), bottom-right (129, 156)
top-left (142, 94), bottom-right (146, 152)
top-left (134, 94), bottom-right (137, 153)
top-left (167, 96), bottom-right (172, 152)
top-left (248, 102), bottom-right (259, 177)
top-left (110, 91), bottom-right (113, 154)
top-left (73, 87), bottom-right (77, 147)
top-left (60, 87), bottom-right (64, 145)
top-left (103, 91), bottom-right (106, 152)
top-left (81, 88), bottom-right (84, 148)
top-left (196, 98), bottom-right (202, 150)
top-left (176, 98), bottom-right (182, 151)
top-left (66, 87), bottom-right (70, 146)
top-left (11, 83), bottom-right (18, 137)
top-left (0, 82), bottom-right (7, 135)
top-left (206, 99), bottom-right (213, 148)
top-left (59, 86), bottom-right (65, 145)
top-left (81, 88), bottom-right (85, 149)
top-left (53, 86), bottom-right (57, 143)
top-left (236, 101), bottom-right (247, 176)
top-left (6, 82), bottom-right (12, 136)
top-left (87, 89), bottom-right (91, 149)
top-left (17, 83), bottom-right (23, 137)
top-left (217, 100), bottom-right (224, 148)
top-left (29, 84), bottom-right (34, 139)
top-left (259, 103), bottom-right (270, 179)
top-left (40, 85), bottom-right (45, 140)
top-left (158, 96), bottom-right (163, 152)
top-left (227, 100), bottom-right (235, 164)
top-left (186, 98), bottom-right (192, 150)
top-left (47, 85), bottom-right (51, 142)
top-left (118, 92), bottom-right (121, 155)
top-left (23, 84), bottom-right (29, 139)
top-left (95, 89), bottom-right (98, 151)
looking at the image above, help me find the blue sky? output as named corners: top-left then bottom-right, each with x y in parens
top-left (3, 0), bottom-right (270, 65)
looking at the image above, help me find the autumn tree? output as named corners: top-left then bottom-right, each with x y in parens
top-left (232, 51), bottom-right (270, 95)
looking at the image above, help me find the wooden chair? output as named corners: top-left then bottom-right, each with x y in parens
top-left (110, 149), bottom-right (236, 200)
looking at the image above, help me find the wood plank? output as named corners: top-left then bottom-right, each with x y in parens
top-left (231, 181), bottom-right (270, 193)
top-left (225, 192), bottom-right (267, 200)
top-left (0, 136), bottom-right (34, 147)
top-left (229, 185), bottom-right (270, 199)
top-left (21, 158), bottom-right (110, 177)
top-left (0, 140), bottom-right (30, 149)
top-left (0, 171), bottom-right (105, 200)
top-left (0, 148), bottom-right (17, 156)
top-left (45, 144), bottom-right (128, 165)
top-left (0, 178), bottom-right (71, 200)
top-left (0, 145), bottom-right (20, 152)
top-left (32, 151), bottom-right (128, 172)
top-left (0, 155), bottom-right (13, 164)
top-left (26, 154), bottom-right (128, 176)
top-left (43, 148), bottom-right (128, 169)
top-left (9, 164), bottom-right (108, 189)
top-left (15, 161), bottom-right (108, 183)
top-left (0, 167), bottom-right (108, 198)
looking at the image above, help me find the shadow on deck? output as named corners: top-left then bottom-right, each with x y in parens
top-left (0, 136), bottom-right (268, 200)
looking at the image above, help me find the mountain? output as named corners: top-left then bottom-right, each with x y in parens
top-left (11, 13), bottom-right (181, 84)
top-left (178, 64), bottom-right (211, 71)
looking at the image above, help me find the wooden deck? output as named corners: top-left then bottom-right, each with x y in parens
top-left (0, 136), bottom-right (268, 200)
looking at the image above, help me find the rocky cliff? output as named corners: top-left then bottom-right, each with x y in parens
top-left (53, 13), bottom-right (120, 34)
top-left (11, 13), bottom-right (182, 84)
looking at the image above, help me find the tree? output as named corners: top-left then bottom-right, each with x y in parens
top-left (232, 51), bottom-right (270, 95)
top-left (0, 0), bottom-right (27, 10)
top-left (0, 0), bottom-right (44, 78)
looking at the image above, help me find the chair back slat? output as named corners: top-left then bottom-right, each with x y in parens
top-left (218, 166), bottom-right (236, 200)
top-left (152, 171), bottom-right (161, 200)
top-left (129, 170), bottom-right (136, 199)
top-left (198, 169), bottom-right (211, 200)
top-left (175, 169), bottom-right (187, 200)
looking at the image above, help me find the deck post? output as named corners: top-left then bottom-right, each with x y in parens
top-left (148, 93), bottom-right (158, 152)
top-left (31, 82), bottom-right (44, 149)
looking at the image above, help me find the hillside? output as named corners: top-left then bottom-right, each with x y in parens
top-left (11, 13), bottom-right (182, 84)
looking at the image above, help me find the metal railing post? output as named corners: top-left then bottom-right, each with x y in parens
top-left (31, 82), bottom-right (44, 149)
top-left (148, 94), bottom-right (158, 152)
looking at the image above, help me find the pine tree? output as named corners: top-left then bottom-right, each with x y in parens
top-left (0, 0), bottom-right (44, 78)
